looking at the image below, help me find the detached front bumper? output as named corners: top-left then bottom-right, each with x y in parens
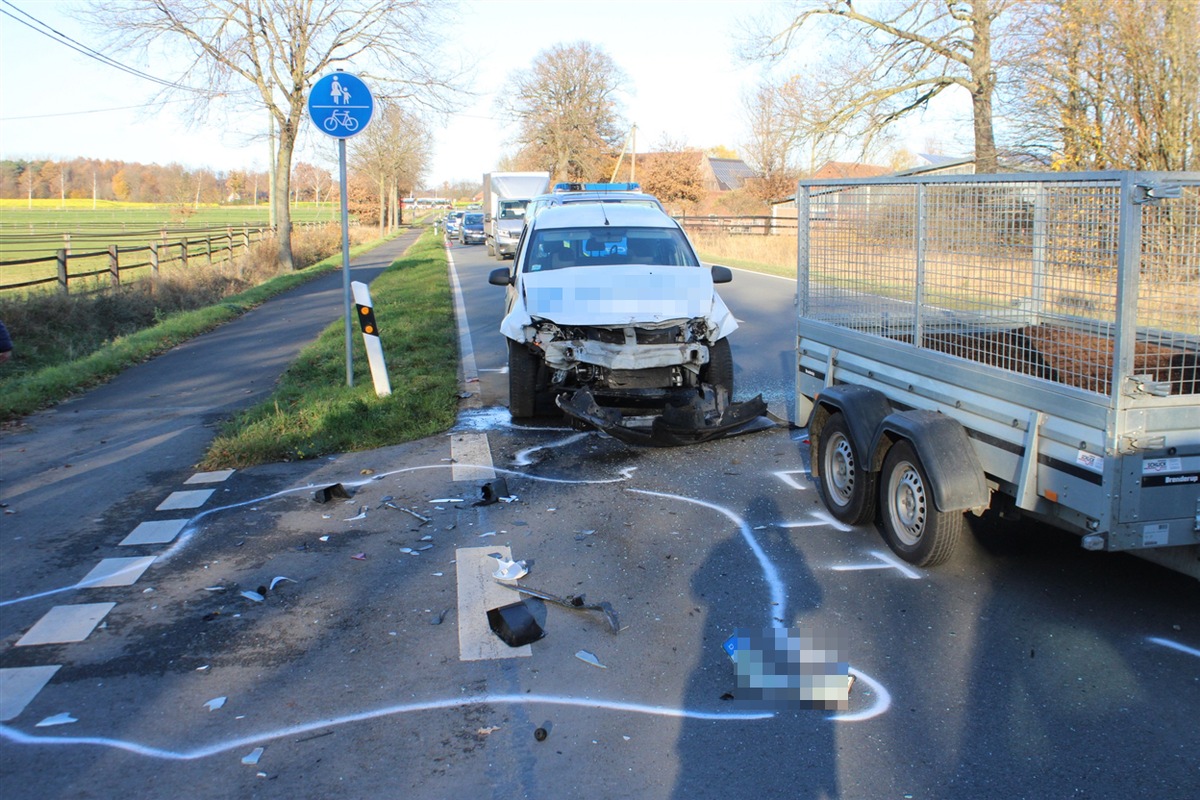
top-left (557, 385), bottom-right (773, 447)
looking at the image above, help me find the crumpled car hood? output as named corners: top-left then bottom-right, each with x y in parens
top-left (500, 265), bottom-right (737, 340)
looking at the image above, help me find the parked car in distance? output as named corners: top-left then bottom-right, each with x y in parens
top-left (460, 212), bottom-right (485, 244)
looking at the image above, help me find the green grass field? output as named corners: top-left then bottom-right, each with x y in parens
top-left (0, 200), bottom-right (348, 294)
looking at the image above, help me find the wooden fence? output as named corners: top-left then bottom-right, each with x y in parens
top-left (0, 222), bottom-right (327, 295)
top-left (675, 214), bottom-right (799, 236)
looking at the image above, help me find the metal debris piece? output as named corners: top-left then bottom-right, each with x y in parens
top-left (313, 484), bottom-right (351, 503)
top-left (204, 697), bottom-right (227, 711)
top-left (343, 506), bottom-right (368, 521)
top-left (534, 727), bottom-right (548, 742)
top-left (269, 576), bottom-right (296, 591)
top-left (396, 506), bottom-right (430, 524)
top-left (416, 544), bottom-right (434, 551)
top-left (497, 581), bottom-right (620, 633)
top-left (574, 530), bottom-right (597, 541)
top-left (241, 591), bottom-right (264, 602)
top-left (478, 531), bottom-right (496, 538)
top-left (351, 552), bottom-right (367, 561)
top-left (35, 713), bottom-right (77, 727)
top-left (575, 650), bottom-right (607, 669)
top-left (429, 498), bottom-right (463, 503)
top-left (420, 535), bottom-right (434, 541)
top-left (241, 747), bottom-right (264, 765)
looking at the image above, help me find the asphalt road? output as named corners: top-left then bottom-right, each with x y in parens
top-left (0, 230), bottom-right (1197, 800)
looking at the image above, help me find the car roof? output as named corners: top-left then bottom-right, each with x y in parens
top-left (531, 203), bottom-right (679, 230)
top-left (533, 190), bottom-right (663, 207)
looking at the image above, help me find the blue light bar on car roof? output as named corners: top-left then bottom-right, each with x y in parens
top-left (553, 182), bottom-right (641, 193)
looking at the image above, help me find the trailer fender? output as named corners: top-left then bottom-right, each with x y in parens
top-left (871, 410), bottom-right (989, 513)
top-left (808, 384), bottom-right (892, 478)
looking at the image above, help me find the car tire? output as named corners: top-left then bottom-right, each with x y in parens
top-left (700, 338), bottom-right (734, 398)
top-left (508, 340), bottom-right (539, 419)
top-left (487, 240), bottom-right (495, 256)
top-left (817, 414), bottom-right (875, 525)
top-left (878, 440), bottom-right (962, 567)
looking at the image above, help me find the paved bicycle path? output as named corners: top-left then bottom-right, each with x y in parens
top-left (0, 226), bottom-right (425, 605)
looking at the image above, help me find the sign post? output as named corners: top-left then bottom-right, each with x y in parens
top-left (308, 71), bottom-right (374, 387)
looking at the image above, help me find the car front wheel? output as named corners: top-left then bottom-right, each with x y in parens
top-left (508, 340), bottom-right (539, 419)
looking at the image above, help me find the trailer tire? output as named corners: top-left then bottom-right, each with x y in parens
top-left (487, 240), bottom-right (495, 257)
top-left (701, 338), bottom-right (734, 398)
top-left (879, 440), bottom-right (962, 567)
top-left (817, 414), bottom-right (875, 525)
top-left (508, 340), bottom-right (539, 419)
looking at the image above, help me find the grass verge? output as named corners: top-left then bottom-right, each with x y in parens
top-left (0, 233), bottom-right (386, 422)
top-left (200, 229), bottom-right (459, 468)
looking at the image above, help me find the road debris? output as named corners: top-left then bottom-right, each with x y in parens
top-left (391, 505), bottom-right (430, 525)
top-left (241, 591), bottom-right (264, 602)
top-left (476, 726), bottom-right (501, 736)
top-left (497, 581), bottom-right (620, 633)
top-left (351, 552), bottom-right (367, 561)
top-left (534, 726), bottom-right (548, 742)
top-left (35, 713), bottom-right (77, 727)
top-left (313, 484), bottom-right (351, 503)
top-left (490, 555), bottom-right (529, 581)
top-left (558, 386), bottom-right (773, 447)
top-left (476, 478), bottom-right (510, 506)
top-left (204, 697), bottom-right (227, 711)
top-left (575, 650), bottom-right (607, 669)
top-left (269, 576), bottom-right (296, 591)
top-left (486, 601), bottom-right (545, 647)
top-left (430, 608), bottom-right (452, 625)
top-left (241, 747), bottom-right (264, 765)
top-left (343, 506), bottom-right (368, 521)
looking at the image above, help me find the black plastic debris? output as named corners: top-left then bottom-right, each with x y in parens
top-left (557, 385), bottom-right (773, 447)
top-left (487, 601), bottom-right (545, 647)
top-left (475, 477), bottom-right (510, 506)
top-left (497, 581), bottom-right (620, 634)
top-left (312, 483), bottom-right (352, 503)
top-left (534, 727), bottom-right (548, 742)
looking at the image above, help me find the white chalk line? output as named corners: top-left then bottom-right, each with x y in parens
top-left (1147, 637), bottom-right (1200, 659)
top-left (829, 550), bottom-right (923, 580)
top-left (513, 431), bottom-right (590, 466)
top-left (0, 694), bottom-right (773, 760)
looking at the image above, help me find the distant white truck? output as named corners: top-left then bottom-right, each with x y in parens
top-left (483, 172), bottom-right (550, 260)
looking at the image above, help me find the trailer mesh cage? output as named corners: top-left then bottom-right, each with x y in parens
top-left (798, 172), bottom-right (1200, 397)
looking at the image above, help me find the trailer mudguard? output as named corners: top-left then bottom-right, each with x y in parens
top-left (809, 384), bottom-right (893, 477)
top-left (872, 409), bottom-right (990, 513)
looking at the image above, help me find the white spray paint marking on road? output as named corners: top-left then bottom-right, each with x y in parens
top-left (1148, 637), bottom-right (1200, 659)
top-left (772, 470), bottom-right (810, 491)
top-left (513, 432), bottom-right (589, 466)
top-left (830, 550), bottom-right (923, 580)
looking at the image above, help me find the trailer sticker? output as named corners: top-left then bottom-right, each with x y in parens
top-left (1075, 451), bottom-right (1104, 472)
top-left (1143, 458), bottom-right (1183, 475)
top-left (1142, 524), bottom-right (1170, 548)
top-left (1142, 472), bottom-right (1199, 488)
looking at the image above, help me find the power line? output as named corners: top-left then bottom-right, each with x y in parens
top-left (0, 98), bottom-right (198, 121)
top-left (0, 1), bottom-right (220, 95)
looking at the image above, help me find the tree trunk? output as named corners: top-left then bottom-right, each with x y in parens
top-left (970, 1), bottom-right (999, 173)
top-left (378, 176), bottom-right (386, 236)
top-left (273, 117), bottom-right (297, 270)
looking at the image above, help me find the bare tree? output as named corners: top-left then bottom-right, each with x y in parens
top-left (744, 0), bottom-right (1016, 172)
top-left (95, 0), bottom-right (458, 268)
top-left (350, 99), bottom-right (432, 233)
top-left (741, 80), bottom-right (801, 204)
top-left (500, 42), bottom-right (628, 182)
top-left (1009, 0), bottom-right (1199, 170)
top-left (637, 137), bottom-right (705, 212)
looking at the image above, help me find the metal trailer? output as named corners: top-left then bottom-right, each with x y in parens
top-left (793, 171), bottom-right (1200, 579)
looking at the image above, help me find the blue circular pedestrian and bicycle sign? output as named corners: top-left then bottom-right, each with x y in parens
top-left (308, 72), bottom-right (373, 138)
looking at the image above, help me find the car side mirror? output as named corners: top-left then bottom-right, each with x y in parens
top-left (489, 267), bottom-right (512, 286)
top-left (711, 265), bottom-right (733, 284)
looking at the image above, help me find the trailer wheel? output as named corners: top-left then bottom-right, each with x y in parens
top-left (487, 240), bottom-right (495, 257)
top-left (817, 414), bottom-right (875, 525)
top-left (508, 340), bottom-right (539, 419)
top-left (879, 440), bottom-right (962, 566)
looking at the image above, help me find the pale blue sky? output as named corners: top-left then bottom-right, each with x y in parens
top-left (0, 0), bottom-right (969, 186)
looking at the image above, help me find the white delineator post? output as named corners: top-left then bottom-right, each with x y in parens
top-left (352, 281), bottom-right (392, 397)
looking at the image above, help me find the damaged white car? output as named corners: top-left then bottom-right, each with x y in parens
top-left (488, 204), bottom-right (767, 445)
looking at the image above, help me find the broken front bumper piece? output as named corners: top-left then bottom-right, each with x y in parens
top-left (556, 385), bottom-right (773, 446)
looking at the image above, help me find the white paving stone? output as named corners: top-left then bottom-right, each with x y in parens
top-left (80, 556), bottom-right (156, 588)
top-left (156, 489), bottom-right (214, 510)
top-left (0, 665), bottom-right (62, 721)
top-left (185, 469), bottom-right (235, 484)
top-left (120, 518), bottom-right (189, 546)
top-left (16, 603), bottom-right (116, 646)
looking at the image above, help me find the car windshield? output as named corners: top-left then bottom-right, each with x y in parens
top-left (464, 213), bottom-right (484, 224)
top-left (525, 226), bottom-right (698, 271)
